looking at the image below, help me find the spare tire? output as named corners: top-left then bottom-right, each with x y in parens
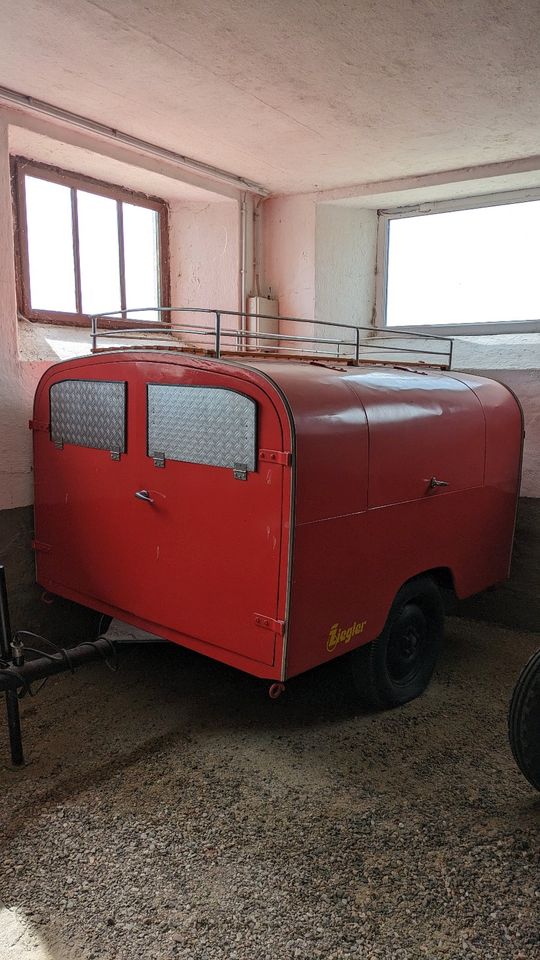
top-left (508, 648), bottom-right (540, 792)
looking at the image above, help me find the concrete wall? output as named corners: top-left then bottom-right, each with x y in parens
top-left (169, 199), bottom-right (239, 324)
top-left (315, 204), bottom-right (378, 329)
top-left (0, 115), bottom-right (50, 513)
top-left (262, 196), bottom-right (316, 319)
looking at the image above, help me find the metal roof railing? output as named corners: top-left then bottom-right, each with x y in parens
top-left (90, 307), bottom-right (453, 368)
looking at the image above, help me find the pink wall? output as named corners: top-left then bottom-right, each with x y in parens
top-left (0, 116), bottom-right (51, 508)
top-left (262, 196), bottom-right (316, 320)
top-left (169, 199), bottom-right (240, 340)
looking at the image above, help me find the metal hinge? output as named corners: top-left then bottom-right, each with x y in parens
top-left (259, 449), bottom-right (292, 466)
top-left (233, 463), bottom-right (248, 481)
top-left (32, 540), bottom-right (52, 553)
top-left (28, 419), bottom-right (49, 432)
top-left (153, 453), bottom-right (165, 468)
top-left (254, 614), bottom-right (286, 636)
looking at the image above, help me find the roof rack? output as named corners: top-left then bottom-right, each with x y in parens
top-left (90, 307), bottom-right (453, 369)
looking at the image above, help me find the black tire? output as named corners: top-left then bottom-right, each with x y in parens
top-left (508, 648), bottom-right (540, 792)
top-left (350, 576), bottom-right (444, 709)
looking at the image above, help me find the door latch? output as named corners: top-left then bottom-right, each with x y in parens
top-left (135, 489), bottom-right (154, 504)
top-left (429, 477), bottom-right (449, 488)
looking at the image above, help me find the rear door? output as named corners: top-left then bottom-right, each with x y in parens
top-left (33, 358), bottom-right (290, 667)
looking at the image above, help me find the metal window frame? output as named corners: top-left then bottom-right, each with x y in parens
top-left (375, 187), bottom-right (540, 336)
top-left (11, 156), bottom-right (170, 329)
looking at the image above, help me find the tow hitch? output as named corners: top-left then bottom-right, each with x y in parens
top-left (0, 566), bottom-right (121, 767)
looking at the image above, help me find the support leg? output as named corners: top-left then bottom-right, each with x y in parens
top-left (0, 566), bottom-right (24, 766)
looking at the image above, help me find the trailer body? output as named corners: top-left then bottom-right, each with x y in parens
top-left (32, 353), bottom-right (522, 681)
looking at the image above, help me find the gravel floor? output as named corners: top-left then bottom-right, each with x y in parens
top-left (0, 617), bottom-right (538, 960)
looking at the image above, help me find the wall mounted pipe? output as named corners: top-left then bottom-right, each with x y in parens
top-left (0, 85), bottom-right (269, 197)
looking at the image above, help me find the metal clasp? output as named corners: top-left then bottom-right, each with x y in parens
top-left (135, 489), bottom-right (154, 504)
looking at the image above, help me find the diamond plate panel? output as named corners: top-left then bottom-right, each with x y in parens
top-left (50, 380), bottom-right (126, 452)
top-left (148, 385), bottom-right (256, 471)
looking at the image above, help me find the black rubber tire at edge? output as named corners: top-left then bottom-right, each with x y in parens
top-left (508, 648), bottom-right (540, 792)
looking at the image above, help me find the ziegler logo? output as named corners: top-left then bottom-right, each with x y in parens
top-left (327, 620), bottom-right (367, 653)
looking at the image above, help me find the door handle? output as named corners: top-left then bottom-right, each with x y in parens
top-left (135, 489), bottom-right (154, 504)
top-left (429, 477), bottom-right (449, 489)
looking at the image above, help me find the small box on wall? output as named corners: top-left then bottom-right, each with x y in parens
top-left (247, 296), bottom-right (279, 349)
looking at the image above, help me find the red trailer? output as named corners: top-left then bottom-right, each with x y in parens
top-left (30, 312), bottom-right (523, 708)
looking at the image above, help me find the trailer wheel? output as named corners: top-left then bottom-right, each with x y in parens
top-left (508, 649), bottom-right (540, 792)
top-left (350, 576), bottom-right (444, 709)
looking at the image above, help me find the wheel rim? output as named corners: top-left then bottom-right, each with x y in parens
top-left (386, 603), bottom-right (429, 684)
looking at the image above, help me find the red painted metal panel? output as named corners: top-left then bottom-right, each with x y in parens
top-left (33, 355), bottom-right (293, 674)
top-left (347, 369), bottom-right (485, 507)
top-left (245, 362), bottom-right (521, 680)
top-left (285, 484), bottom-right (518, 678)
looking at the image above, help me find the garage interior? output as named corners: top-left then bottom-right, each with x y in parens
top-left (0, 2), bottom-right (539, 959)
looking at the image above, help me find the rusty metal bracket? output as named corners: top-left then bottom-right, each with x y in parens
top-left (254, 614), bottom-right (285, 636)
top-left (32, 540), bottom-right (52, 553)
top-left (259, 449), bottom-right (291, 466)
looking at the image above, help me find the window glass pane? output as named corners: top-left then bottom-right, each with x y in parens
top-left (78, 190), bottom-right (121, 315)
top-left (123, 203), bottom-right (160, 322)
top-left (386, 200), bottom-right (540, 326)
top-left (25, 175), bottom-right (76, 312)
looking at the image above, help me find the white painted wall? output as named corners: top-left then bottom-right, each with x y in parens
top-left (169, 200), bottom-right (239, 334)
top-left (315, 204), bottom-right (377, 329)
top-left (262, 196), bottom-right (316, 319)
top-left (0, 115), bottom-right (49, 509)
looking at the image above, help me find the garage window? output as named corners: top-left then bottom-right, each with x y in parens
top-left (378, 193), bottom-right (540, 335)
top-left (12, 157), bottom-right (169, 327)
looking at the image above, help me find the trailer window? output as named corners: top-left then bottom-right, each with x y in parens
top-left (50, 380), bottom-right (126, 452)
top-left (147, 385), bottom-right (256, 471)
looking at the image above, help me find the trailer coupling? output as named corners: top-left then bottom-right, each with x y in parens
top-left (0, 565), bottom-right (120, 767)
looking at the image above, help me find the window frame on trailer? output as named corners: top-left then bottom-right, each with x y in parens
top-left (375, 188), bottom-right (540, 336)
top-left (11, 155), bottom-right (170, 329)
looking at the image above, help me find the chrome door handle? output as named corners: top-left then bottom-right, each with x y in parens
top-left (135, 489), bottom-right (154, 504)
top-left (429, 477), bottom-right (449, 488)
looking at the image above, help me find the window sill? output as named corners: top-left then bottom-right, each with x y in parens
top-left (383, 320), bottom-right (540, 337)
top-left (369, 329), bottom-right (540, 370)
top-left (19, 319), bottom-right (93, 362)
top-left (18, 318), bottom-right (171, 363)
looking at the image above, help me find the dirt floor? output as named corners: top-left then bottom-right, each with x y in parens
top-left (0, 617), bottom-right (538, 960)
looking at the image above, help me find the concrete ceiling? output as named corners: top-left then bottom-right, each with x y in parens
top-left (1, 0), bottom-right (540, 194)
